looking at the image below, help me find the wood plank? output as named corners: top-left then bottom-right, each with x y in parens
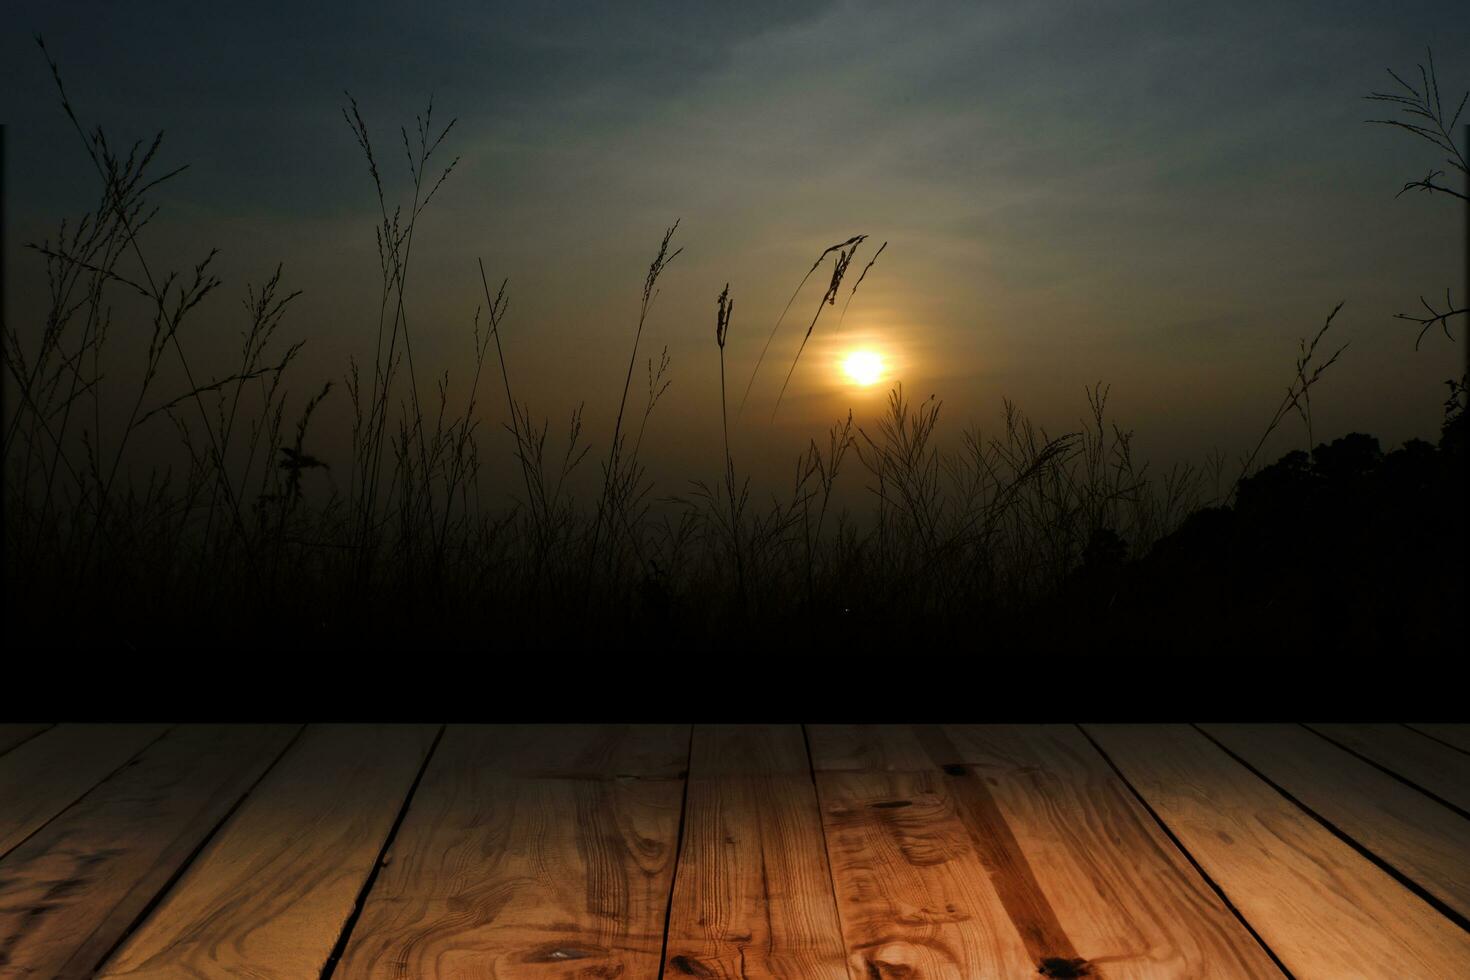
top-left (0, 724), bottom-right (52, 758)
top-left (1086, 724), bottom-right (1470, 979)
top-left (96, 724), bottom-right (439, 980)
top-left (813, 725), bottom-right (1283, 978)
top-left (661, 724), bottom-right (848, 979)
top-left (907, 725), bottom-right (1091, 977)
top-left (1409, 724), bottom-right (1470, 755)
top-left (664, 774), bottom-right (849, 979)
top-left (807, 723), bottom-right (932, 772)
top-left (689, 723), bottom-right (812, 776)
top-left (950, 725), bottom-right (1282, 978)
top-left (1307, 723), bottom-right (1470, 814)
top-left (426, 723), bottom-right (689, 777)
top-left (817, 768), bottom-right (1040, 978)
top-left (1200, 723), bottom-right (1470, 921)
top-left (0, 724), bottom-right (299, 980)
top-left (333, 724), bottom-right (685, 979)
top-left (0, 724), bottom-right (170, 857)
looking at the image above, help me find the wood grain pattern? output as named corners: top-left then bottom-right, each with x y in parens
top-left (1200, 723), bottom-right (1470, 921)
top-left (0, 724), bottom-right (170, 858)
top-left (0, 724), bottom-right (299, 980)
top-left (817, 768), bottom-right (1039, 978)
top-left (807, 723), bottom-right (932, 773)
top-left (1408, 723), bottom-right (1470, 755)
top-left (660, 724), bottom-right (848, 978)
top-left (1086, 724), bottom-right (1470, 979)
top-left (953, 725), bottom-right (1284, 979)
top-left (689, 724), bottom-right (812, 776)
top-left (810, 725), bottom-right (1282, 976)
top-left (333, 724), bottom-right (685, 979)
top-left (428, 723), bottom-right (690, 778)
top-left (663, 773), bottom-right (849, 979)
top-left (0, 724), bottom-right (52, 758)
top-left (1306, 723), bottom-right (1470, 814)
top-left (96, 724), bottom-right (439, 979)
top-left (812, 724), bottom-right (1283, 976)
top-left (908, 726), bottom-right (1087, 974)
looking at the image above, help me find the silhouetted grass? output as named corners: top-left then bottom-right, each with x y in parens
top-left (2, 39), bottom-right (1464, 651)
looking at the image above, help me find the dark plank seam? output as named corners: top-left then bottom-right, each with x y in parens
top-left (1300, 724), bottom-right (1470, 821)
top-left (319, 723), bottom-right (447, 980)
top-left (914, 725), bottom-right (1084, 974)
top-left (655, 724), bottom-right (695, 980)
top-left (1074, 725), bottom-right (1295, 980)
top-left (90, 723), bottom-right (310, 976)
top-left (0, 724), bottom-right (56, 760)
top-left (801, 723), bottom-right (850, 972)
top-left (0, 724), bottom-right (175, 864)
top-left (1191, 724), bottom-right (1470, 935)
top-left (1402, 723), bottom-right (1470, 758)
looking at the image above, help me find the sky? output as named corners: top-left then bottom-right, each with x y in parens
top-left (4, 0), bottom-right (1467, 499)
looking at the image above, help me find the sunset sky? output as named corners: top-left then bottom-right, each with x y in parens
top-left (4, 0), bottom-right (1465, 495)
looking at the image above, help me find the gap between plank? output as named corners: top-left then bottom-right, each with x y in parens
top-left (0, 723), bottom-right (56, 760)
top-left (91, 723), bottom-right (311, 975)
top-left (1402, 723), bottom-right (1470, 758)
top-left (1299, 724), bottom-right (1470, 822)
top-left (1074, 724), bottom-right (1298, 980)
top-left (654, 724), bottom-right (696, 980)
top-left (1190, 724), bottom-right (1470, 935)
top-left (319, 723), bottom-right (447, 980)
top-left (0, 724), bottom-right (175, 864)
top-left (800, 722), bottom-right (850, 975)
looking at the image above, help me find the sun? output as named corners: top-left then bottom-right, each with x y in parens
top-left (841, 350), bottom-right (885, 386)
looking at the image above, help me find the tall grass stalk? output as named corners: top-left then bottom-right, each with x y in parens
top-left (585, 222), bottom-right (682, 597)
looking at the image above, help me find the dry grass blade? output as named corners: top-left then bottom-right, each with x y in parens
top-left (585, 221), bottom-right (682, 596)
top-left (477, 258), bottom-right (537, 525)
top-left (738, 233), bottom-right (864, 417)
top-left (834, 240), bottom-right (887, 333)
top-left (1366, 48), bottom-right (1469, 200)
top-left (1231, 302), bottom-right (1348, 499)
top-left (773, 236), bottom-right (868, 418)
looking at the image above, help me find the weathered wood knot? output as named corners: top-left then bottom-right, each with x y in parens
top-left (668, 954), bottom-right (716, 977)
top-left (524, 942), bottom-right (608, 963)
top-left (1038, 956), bottom-right (1092, 977)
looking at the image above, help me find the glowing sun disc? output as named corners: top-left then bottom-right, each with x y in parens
top-left (842, 350), bottom-right (884, 386)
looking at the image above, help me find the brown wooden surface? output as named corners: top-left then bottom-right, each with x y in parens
top-left (1305, 724), bottom-right (1470, 813)
top-left (419, 722), bottom-right (690, 778)
top-left (1086, 724), bottom-right (1470, 979)
top-left (0, 724), bottom-right (170, 859)
top-left (96, 724), bottom-right (439, 980)
top-left (1200, 722), bottom-right (1470, 921)
top-left (689, 723), bottom-right (812, 776)
top-left (0, 723), bottom-right (52, 758)
top-left (662, 724), bottom-right (849, 979)
top-left (1408, 723), bottom-right (1470, 755)
top-left (5, 722), bottom-right (1466, 979)
top-left (0, 724), bottom-right (299, 980)
top-left (818, 767), bottom-right (1040, 978)
top-left (813, 724), bottom-right (1285, 979)
top-left (942, 725), bottom-right (1282, 979)
top-left (332, 724), bottom-right (686, 979)
top-left (807, 723), bottom-right (932, 772)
